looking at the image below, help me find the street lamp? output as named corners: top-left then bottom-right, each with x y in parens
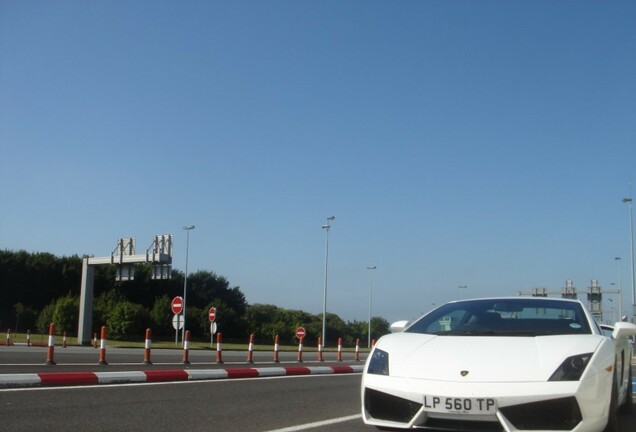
top-left (321, 216), bottom-right (335, 347)
top-left (623, 191), bottom-right (635, 322)
top-left (459, 285), bottom-right (468, 299)
top-left (366, 266), bottom-right (377, 348)
top-left (182, 225), bottom-right (195, 343)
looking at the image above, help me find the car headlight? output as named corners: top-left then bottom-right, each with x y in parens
top-left (367, 348), bottom-right (390, 375)
top-left (549, 353), bottom-right (593, 381)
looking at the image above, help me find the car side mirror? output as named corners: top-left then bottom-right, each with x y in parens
top-left (611, 322), bottom-right (636, 340)
top-left (390, 320), bottom-right (409, 333)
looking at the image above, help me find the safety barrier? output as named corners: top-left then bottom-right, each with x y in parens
top-left (296, 335), bottom-right (303, 362)
top-left (9, 328), bottom-right (369, 367)
top-left (273, 335), bottom-right (280, 363)
top-left (183, 330), bottom-right (191, 364)
top-left (143, 328), bottom-right (152, 365)
top-left (247, 334), bottom-right (255, 363)
top-left (98, 326), bottom-right (107, 365)
top-left (216, 333), bottom-right (223, 364)
top-left (46, 323), bottom-right (56, 365)
top-left (317, 337), bottom-right (324, 362)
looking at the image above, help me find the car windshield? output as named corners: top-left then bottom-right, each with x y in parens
top-left (406, 298), bottom-right (592, 336)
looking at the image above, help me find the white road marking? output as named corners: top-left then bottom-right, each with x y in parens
top-left (263, 414), bottom-right (361, 432)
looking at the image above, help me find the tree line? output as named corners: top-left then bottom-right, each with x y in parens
top-left (0, 250), bottom-right (389, 345)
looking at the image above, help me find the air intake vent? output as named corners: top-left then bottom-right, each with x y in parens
top-left (499, 397), bottom-right (582, 430)
top-left (364, 388), bottom-right (422, 423)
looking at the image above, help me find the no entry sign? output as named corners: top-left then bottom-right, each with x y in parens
top-left (171, 296), bottom-right (184, 315)
top-left (209, 307), bottom-right (217, 322)
top-left (295, 327), bottom-right (306, 340)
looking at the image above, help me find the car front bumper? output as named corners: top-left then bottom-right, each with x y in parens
top-left (361, 372), bottom-right (612, 432)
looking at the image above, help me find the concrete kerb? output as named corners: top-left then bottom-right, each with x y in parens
top-left (0, 374), bottom-right (41, 387)
top-left (0, 365), bottom-right (364, 389)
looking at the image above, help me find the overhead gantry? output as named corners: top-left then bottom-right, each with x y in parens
top-left (77, 235), bottom-right (173, 345)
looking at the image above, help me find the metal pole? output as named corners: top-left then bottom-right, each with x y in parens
top-left (175, 314), bottom-right (179, 345)
top-left (367, 266), bottom-right (376, 348)
top-left (623, 188), bottom-right (635, 322)
top-left (182, 225), bottom-right (195, 344)
top-left (615, 257), bottom-right (623, 320)
top-left (321, 216), bottom-right (335, 348)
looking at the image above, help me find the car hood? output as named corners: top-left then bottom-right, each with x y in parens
top-left (378, 332), bottom-right (604, 382)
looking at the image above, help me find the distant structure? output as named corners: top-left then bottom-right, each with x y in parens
top-left (77, 235), bottom-right (173, 345)
top-left (586, 279), bottom-right (602, 322)
top-left (518, 279), bottom-right (621, 323)
top-left (562, 279), bottom-right (577, 299)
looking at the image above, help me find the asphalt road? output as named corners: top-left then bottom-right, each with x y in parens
top-left (1, 373), bottom-right (635, 432)
top-left (0, 374), bottom-right (363, 432)
top-left (1, 346), bottom-right (635, 432)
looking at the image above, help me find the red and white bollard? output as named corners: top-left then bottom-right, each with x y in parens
top-left (6, 329), bottom-right (12, 346)
top-left (355, 338), bottom-right (360, 361)
top-left (247, 333), bottom-right (255, 363)
top-left (93, 332), bottom-right (98, 348)
top-left (216, 332), bottom-right (224, 364)
top-left (183, 330), bottom-right (191, 364)
top-left (336, 337), bottom-right (343, 362)
top-left (98, 326), bottom-right (108, 365)
top-left (26, 329), bottom-right (31, 347)
top-left (317, 336), bottom-right (324, 362)
top-left (297, 336), bottom-right (304, 363)
top-left (62, 331), bottom-right (67, 348)
top-left (46, 323), bottom-right (56, 365)
top-left (143, 328), bottom-right (152, 365)
top-left (273, 335), bottom-right (280, 363)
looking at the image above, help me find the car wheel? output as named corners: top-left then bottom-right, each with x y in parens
top-left (603, 372), bottom-right (618, 432)
top-left (618, 366), bottom-right (633, 415)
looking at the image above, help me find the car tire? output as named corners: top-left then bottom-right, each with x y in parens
top-left (603, 371), bottom-right (618, 432)
top-left (618, 366), bottom-right (633, 415)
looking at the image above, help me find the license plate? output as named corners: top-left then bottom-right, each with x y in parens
top-left (423, 395), bottom-right (497, 414)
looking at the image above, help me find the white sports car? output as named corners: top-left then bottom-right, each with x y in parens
top-left (362, 297), bottom-right (636, 432)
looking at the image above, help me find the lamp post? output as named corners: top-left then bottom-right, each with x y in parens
top-left (182, 225), bottom-right (195, 344)
top-left (459, 285), bottom-right (468, 299)
top-left (614, 257), bottom-right (623, 320)
top-left (321, 216), bottom-right (335, 348)
top-left (623, 190), bottom-right (635, 322)
top-left (366, 266), bottom-right (377, 348)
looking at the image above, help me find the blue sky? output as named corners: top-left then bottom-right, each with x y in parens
top-left (1, 1), bottom-right (635, 324)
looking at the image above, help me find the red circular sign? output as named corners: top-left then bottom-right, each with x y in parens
top-left (209, 307), bottom-right (217, 322)
top-left (171, 296), bottom-right (184, 314)
top-left (295, 327), bottom-right (306, 340)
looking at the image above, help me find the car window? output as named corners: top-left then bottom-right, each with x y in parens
top-left (421, 309), bottom-right (469, 333)
top-left (406, 299), bottom-right (592, 336)
top-left (600, 326), bottom-right (614, 338)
